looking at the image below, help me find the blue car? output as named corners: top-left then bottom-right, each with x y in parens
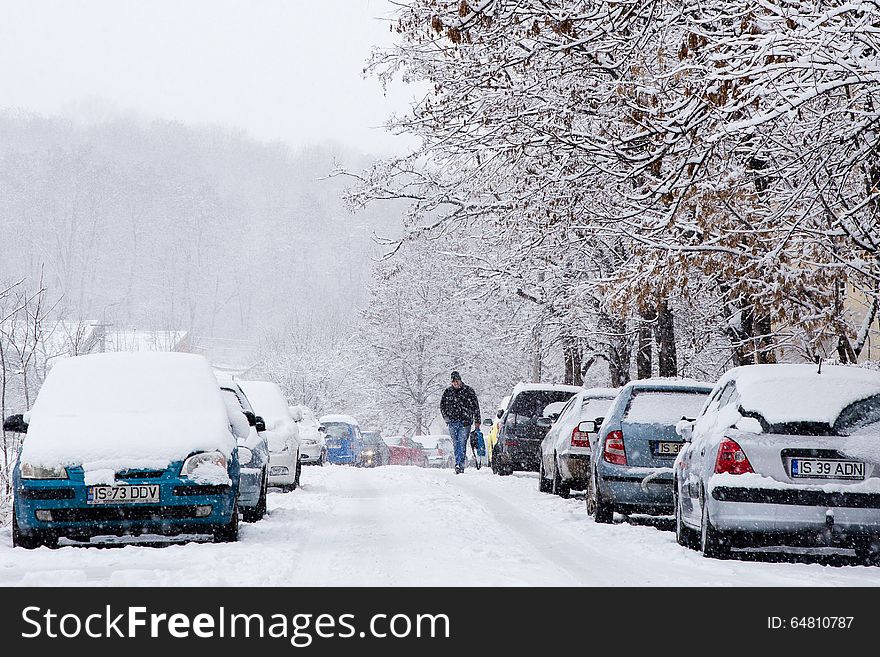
top-left (319, 415), bottom-right (364, 465)
top-left (587, 379), bottom-right (712, 523)
top-left (12, 352), bottom-right (242, 548)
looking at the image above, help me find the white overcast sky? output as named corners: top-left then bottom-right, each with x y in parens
top-left (0, 0), bottom-right (418, 154)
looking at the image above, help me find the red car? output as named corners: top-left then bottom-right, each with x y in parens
top-left (384, 435), bottom-right (428, 467)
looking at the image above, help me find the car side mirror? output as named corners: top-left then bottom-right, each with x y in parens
top-left (243, 410), bottom-right (257, 427)
top-left (318, 426), bottom-right (326, 433)
top-left (255, 416), bottom-right (266, 432)
top-left (482, 418), bottom-right (493, 426)
top-left (288, 405), bottom-right (304, 422)
top-left (496, 409), bottom-right (504, 419)
top-left (536, 417), bottom-right (552, 429)
top-left (3, 413), bottom-right (28, 433)
top-left (577, 420), bottom-right (596, 434)
top-left (676, 418), bottom-right (695, 443)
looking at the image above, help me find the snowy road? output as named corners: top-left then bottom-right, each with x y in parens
top-left (2, 465), bottom-right (880, 586)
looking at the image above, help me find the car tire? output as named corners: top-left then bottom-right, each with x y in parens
top-left (854, 540), bottom-right (880, 565)
top-left (700, 499), bottom-right (729, 559)
top-left (242, 472), bottom-right (268, 523)
top-left (213, 502), bottom-right (240, 543)
top-left (552, 456), bottom-right (571, 499)
top-left (538, 458), bottom-right (552, 493)
top-left (12, 512), bottom-right (56, 549)
top-left (587, 468), bottom-right (613, 524)
top-left (674, 482), bottom-right (698, 550)
top-left (293, 456), bottom-right (302, 490)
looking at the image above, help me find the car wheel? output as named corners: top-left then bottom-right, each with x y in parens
top-left (552, 456), bottom-right (571, 499)
top-left (293, 455), bottom-right (302, 490)
top-left (213, 502), bottom-right (240, 543)
top-left (674, 482), bottom-right (698, 550)
top-left (243, 472), bottom-right (268, 523)
top-left (854, 539), bottom-right (880, 565)
top-left (700, 498), bottom-right (729, 559)
top-left (538, 458), bottom-right (552, 493)
top-left (12, 512), bottom-right (56, 549)
top-left (587, 467), bottom-right (613, 524)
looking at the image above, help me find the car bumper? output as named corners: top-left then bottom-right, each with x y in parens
top-left (498, 442), bottom-right (541, 471)
top-left (327, 453), bottom-right (357, 464)
top-left (15, 480), bottom-right (236, 538)
top-left (238, 467), bottom-right (263, 507)
top-left (598, 465), bottom-right (674, 513)
top-left (558, 453), bottom-right (591, 484)
top-left (299, 444), bottom-right (323, 464)
top-left (268, 451), bottom-right (298, 485)
top-left (709, 486), bottom-right (880, 541)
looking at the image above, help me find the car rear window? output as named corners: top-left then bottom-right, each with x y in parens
top-left (507, 390), bottom-right (578, 426)
top-left (582, 398), bottom-right (614, 421)
top-left (323, 423), bottom-right (351, 439)
top-left (624, 391), bottom-right (708, 425)
top-left (833, 394), bottom-right (880, 436)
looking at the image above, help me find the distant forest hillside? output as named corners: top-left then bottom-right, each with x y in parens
top-left (0, 111), bottom-right (402, 338)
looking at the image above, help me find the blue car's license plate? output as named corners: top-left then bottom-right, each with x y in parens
top-left (87, 484), bottom-right (160, 504)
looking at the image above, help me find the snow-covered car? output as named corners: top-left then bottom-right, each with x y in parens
top-left (587, 379), bottom-right (712, 523)
top-left (319, 414), bottom-right (364, 465)
top-left (674, 364), bottom-right (880, 561)
top-left (239, 380), bottom-right (301, 491)
top-left (485, 395), bottom-right (510, 465)
top-left (12, 352), bottom-right (241, 548)
top-left (492, 383), bottom-right (582, 475)
top-left (414, 434), bottom-right (454, 468)
top-left (385, 435), bottom-right (429, 467)
top-left (294, 405), bottom-right (326, 466)
top-left (539, 388), bottom-right (619, 497)
top-left (358, 431), bottom-right (390, 467)
top-left (219, 378), bottom-right (270, 523)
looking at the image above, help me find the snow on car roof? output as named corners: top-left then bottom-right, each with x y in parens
top-left (623, 377), bottom-right (712, 391)
top-left (509, 382), bottom-right (583, 396)
top-left (583, 387), bottom-right (620, 398)
top-left (238, 380), bottom-right (289, 422)
top-left (722, 364), bottom-right (880, 426)
top-left (21, 352), bottom-right (234, 471)
top-left (319, 414), bottom-right (360, 426)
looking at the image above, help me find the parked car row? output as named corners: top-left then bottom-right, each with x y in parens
top-left (6, 352), bottom-right (324, 549)
top-left (528, 364), bottom-right (880, 561)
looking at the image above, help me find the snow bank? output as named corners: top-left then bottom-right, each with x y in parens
top-left (725, 364), bottom-right (880, 426)
top-left (20, 352), bottom-right (234, 472)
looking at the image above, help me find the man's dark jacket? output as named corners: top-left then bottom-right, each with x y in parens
top-left (440, 384), bottom-right (481, 425)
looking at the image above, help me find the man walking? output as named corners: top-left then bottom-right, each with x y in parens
top-left (440, 371), bottom-right (481, 474)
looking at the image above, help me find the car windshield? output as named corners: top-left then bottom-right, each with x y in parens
top-left (624, 390), bottom-right (708, 425)
top-left (362, 432), bottom-right (383, 445)
top-left (506, 390), bottom-right (578, 426)
top-left (323, 423), bottom-right (351, 439)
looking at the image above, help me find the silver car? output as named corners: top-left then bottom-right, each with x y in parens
top-left (675, 364), bottom-right (880, 561)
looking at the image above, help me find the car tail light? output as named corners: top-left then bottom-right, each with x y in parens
top-left (714, 437), bottom-right (754, 475)
top-left (571, 425), bottom-right (591, 449)
top-left (603, 431), bottom-right (626, 465)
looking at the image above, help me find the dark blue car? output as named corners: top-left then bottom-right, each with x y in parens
top-left (318, 415), bottom-right (364, 465)
top-left (11, 352), bottom-right (242, 548)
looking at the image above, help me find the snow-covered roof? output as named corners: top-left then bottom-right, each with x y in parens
top-left (721, 364), bottom-right (880, 426)
top-left (509, 382), bottom-right (583, 397)
top-left (584, 387), bottom-right (621, 398)
top-left (624, 377), bottom-right (712, 391)
top-left (319, 414), bottom-right (360, 426)
top-left (21, 352), bottom-right (234, 473)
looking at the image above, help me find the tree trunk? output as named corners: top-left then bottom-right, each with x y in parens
top-left (563, 336), bottom-right (583, 386)
top-left (531, 325), bottom-right (543, 383)
top-left (753, 313), bottom-right (777, 364)
top-left (637, 311), bottom-right (653, 379)
top-left (607, 315), bottom-right (631, 388)
top-left (656, 299), bottom-right (677, 377)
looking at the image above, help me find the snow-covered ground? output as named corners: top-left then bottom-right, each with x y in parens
top-left (2, 465), bottom-right (879, 586)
